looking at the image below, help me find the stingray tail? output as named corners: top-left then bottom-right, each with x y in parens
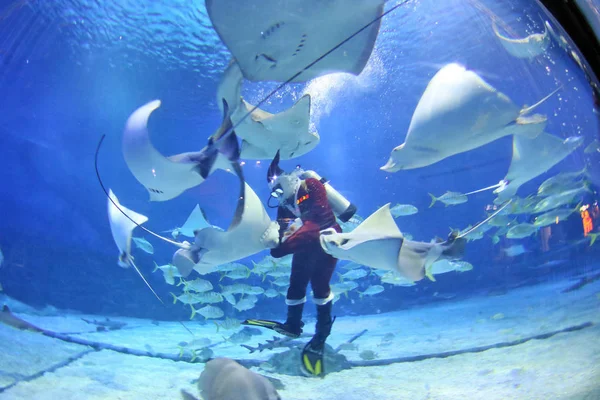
top-left (194, 99), bottom-right (242, 179)
top-left (521, 86), bottom-right (562, 115)
top-left (128, 257), bottom-right (164, 305)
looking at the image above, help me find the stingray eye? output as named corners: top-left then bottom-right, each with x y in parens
top-left (341, 239), bottom-right (350, 245)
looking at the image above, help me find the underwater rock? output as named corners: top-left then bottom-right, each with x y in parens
top-left (267, 343), bottom-right (351, 376)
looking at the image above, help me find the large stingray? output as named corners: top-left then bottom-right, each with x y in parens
top-left (319, 204), bottom-right (457, 281)
top-left (205, 0), bottom-right (385, 82)
top-left (172, 179), bottom-right (279, 276)
top-left (122, 100), bottom-right (239, 201)
top-left (493, 20), bottom-right (549, 59)
top-left (217, 60), bottom-right (320, 160)
top-left (495, 133), bottom-right (583, 202)
top-left (381, 63), bottom-right (556, 172)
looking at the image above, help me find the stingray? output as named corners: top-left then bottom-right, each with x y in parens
top-left (381, 63), bottom-right (557, 172)
top-left (107, 189), bottom-right (148, 268)
top-left (494, 133), bottom-right (584, 202)
top-left (319, 203), bottom-right (460, 281)
top-left (122, 99), bottom-right (240, 202)
top-left (492, 20), bottom-right (549, 59)
top-left (181, 357), bottom-right (280, 400)
top-left (172, 179), bottom-right (279, 276)
top-left (205, 0), bottom-right (385, 82)
top-left (173, 205), bottom-right (212, 238)
top-left (217, 60), bottom-right (320, 160)
top-left (107, 189), bottom-right (170, 303)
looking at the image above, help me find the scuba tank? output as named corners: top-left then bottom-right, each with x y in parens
top-left (301, 170), bottom-right (357, 223)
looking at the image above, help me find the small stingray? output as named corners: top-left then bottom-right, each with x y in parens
top-left (492, 20), bottom-right (549, 59)
top-left (172, 180), bottom-right (278, 276)
top-left (495, 133), bottom-right (583, 202)
top-left (381, 63), bottom-right (557, 172)
top-left (217, 60), bottom-right (319, 160)
top-left (107, 189), bottom-right (165, 303)
top-left (174, 205), bottom-right (212, 238)
top-left (122, 99), bottom-right (240, 202)
top-left (206, 0), bottom-right (385, 82)
top-left (107, 189), bottom-right (148, 268)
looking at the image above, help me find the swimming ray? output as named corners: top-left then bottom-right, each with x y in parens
top-left (176, 205), bottom-right (212, 238)
top-left (381, 63), bottom-right (557, 172)
top-left (217, 60), bottom-right (320, 160)
top-left (494, 133), bottom-right (584, 202)
top-left (172, 180), bottom-right (278, 277)
top-left (206, 0), bottom-right (385, 82)
top-left (319, 204), bottom-right (462, 282)
top-left (122, 100), bottom-right (240, 202)
top-left (492, 20), bottom-right (549, 59)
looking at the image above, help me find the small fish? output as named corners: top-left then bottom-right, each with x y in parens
top-left (337, 342), bottom-right (358, 351)
top-left (492, 235), bottom-right (500, 245)
top-left (491, 313), bottom-right (505, 320)
top-left (179, 338), bottom-right (212, 348)
top-left (359, 350), bottom-right (378, 360)
top-left (153, 262), bottom-right (182, 286)
top-left (246, 286), bottom-right (265, 296)
top-left (454, 261), bottom-right (474, 272)
top-left (234, 297), bottom-right (256, 312)
top-left (220, 283), bottom-right (252, 294)
top-left (428, 191), bottom-right (467, 207)
top-left (171, 292), bottom-right (203, 305)
top-left (332, 281), bottom-right (359, 292)
top-left (488, 214), bottom-right (516, 227)
top-left (589, 232), bottom-right (599, 246)
top-left (225, 331), bottom-right (252, 344)
top-left (223, 293), bottom-right (237, 305)
top-left (132, 236), bottom-right (154, 254)
top-left (533, 204), bottom-right (578, 227)
top-left (190, 305), bottom-right (224, 320)
top-left (503, 244), bottom-right (527, 257)
top-left (533, 185), bottom-right (590, 213)
top-left (196, 291), bottom-right (224, 304)
top-left (338, 268), bottom-right (368, 281)
top-left (426, 259), bottom-right (463, 281)
top-left (390, 204), bottom-right (418, 217)
top-left (263, 288), bottom-right (279, 298)
top-left (379, 271), bottom-right (415, 287)
top-left (266, 268), bottom-right (291, 278)
top-left (222, 266), bottom-right (251, 280)
top-left (359, 285), bottom-right (384, 297)
top-left (271, 276), bottom-right (290, 287)
top-left (537, 168), bottom-right (587, 195)
top-left (178, 278), bottom-right (213, 293)
top-left (214, 317), bottom-right (241, 332)
top-left (506, 223), bottom-right (538, 239)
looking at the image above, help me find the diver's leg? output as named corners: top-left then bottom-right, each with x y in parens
top-left (301, 254), bottom-right (337, 377)
top-left (309, 253), bottom-right (337, 346)
top-left (281, 254), bottom-right (313, 337)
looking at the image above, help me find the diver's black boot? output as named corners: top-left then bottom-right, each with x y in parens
top-left (278, 303), bottom-right (304, 338)
top-left (301, 301), bottom-right (335, 377)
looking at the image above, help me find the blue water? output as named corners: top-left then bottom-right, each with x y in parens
top-left (0, 0), bottom-right (598, 328)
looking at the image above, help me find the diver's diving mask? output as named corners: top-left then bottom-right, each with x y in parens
top-left (267, 150), bottom-right (304, 211)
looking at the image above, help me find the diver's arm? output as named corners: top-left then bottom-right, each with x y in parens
top-left (270, 221), bottom-right (321, 258)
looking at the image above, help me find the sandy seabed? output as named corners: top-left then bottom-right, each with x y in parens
top-left (0, 275), bottom-right (598, 400)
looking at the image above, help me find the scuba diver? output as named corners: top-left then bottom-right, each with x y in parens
top-left (243, 150), bottom-right (357, 377)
